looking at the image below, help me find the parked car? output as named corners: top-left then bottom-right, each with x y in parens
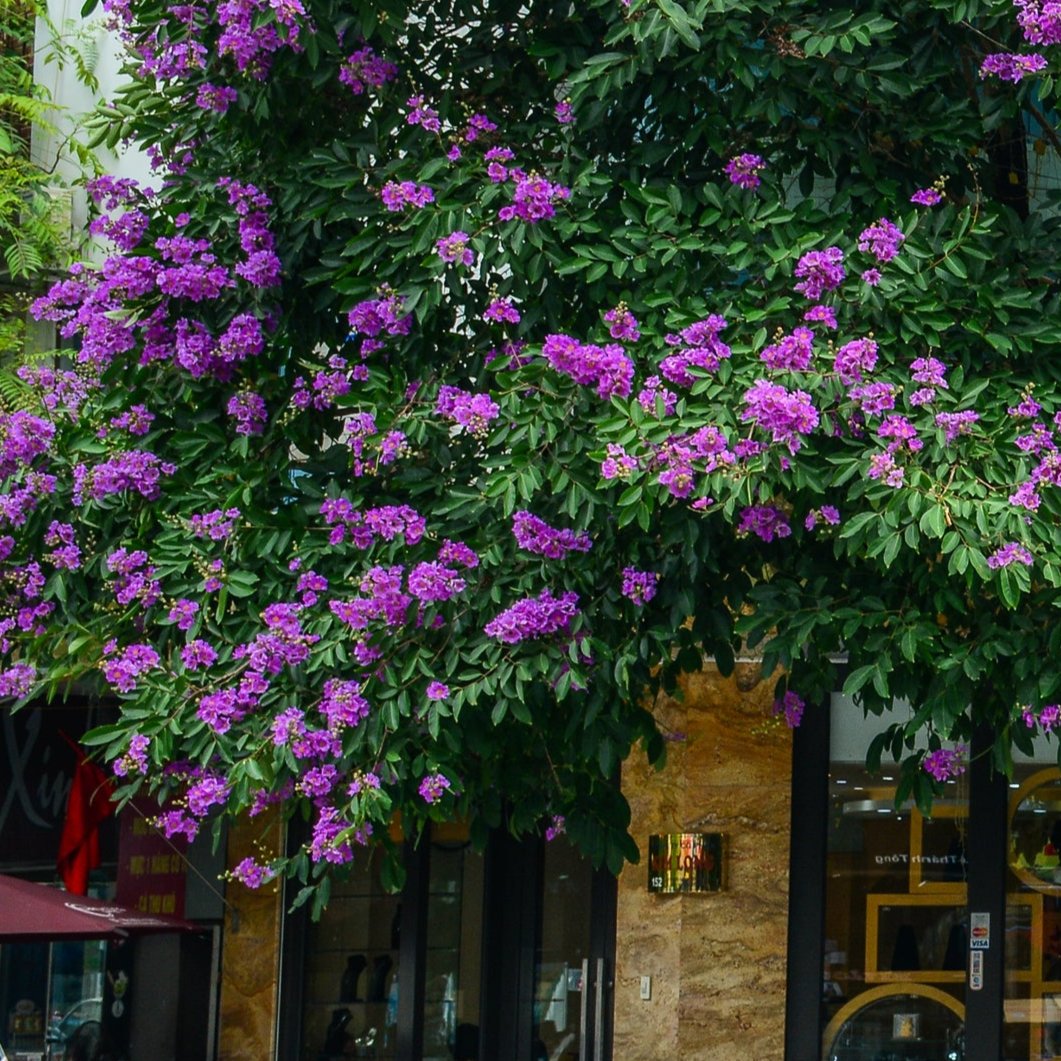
top-left (45, 999), bottom-right (102, 1060)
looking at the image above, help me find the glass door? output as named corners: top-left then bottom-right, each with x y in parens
top-left (821, 759), bottom-right (968, 1061)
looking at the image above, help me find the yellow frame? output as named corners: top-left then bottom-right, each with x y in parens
top-left (1010, 768), bottom-right (1061, 896)
top-left (908, 804), bottom-right (968, 894)
top-left (822, 983), bottom-right (964, 1061)
top-left (864, 892), bottom-right (967, 983)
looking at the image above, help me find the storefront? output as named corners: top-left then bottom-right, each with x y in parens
top-left (277, 823), bottom-right (615, 1061)
top-left (0, 703), bottom-right (225, 1061)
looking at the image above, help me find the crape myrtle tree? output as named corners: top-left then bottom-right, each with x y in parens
top-left (6, 0), bottom-right (1061, 904)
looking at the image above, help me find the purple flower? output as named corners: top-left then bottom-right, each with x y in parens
top-left (380, 180), bottom-right (435, 212)
top-left (167, 598), bottom-right (199, 630)
top-left (740, 379), bottom-right (819, 452)
top-left (340, 47), bottom-right (398, 94)
top-left (227, 390), bottom-right (267, 435)
top-left (231, 857), bottom-right (275, 889)
top-left (833, 338), bottom-right (879, 385)
top-left (857, 218), bottom-right (904, 264)
top-left (545, 815), bottom-right (566, 842)
top-left (498, 174), bottom-right (571, 223)
top-left (923, 746), bottom-right (967, 782)
top-left (737, 505), bottom-right (792, 542)
top-left (419, 772), bottom-right (452, 804)
top-left (436, 231), bottom-right (475, 266)
top-left (980, 52), bottom-right (1048, 82)
top-left (794, 246), bottom-right (845, 301)
top-left (621, 567), bottom-right (659, 605)
top-left (407, 562), bottom-right (466, 602)
top-left (554, 100), bottom-right (574, 125)
top-left (862, 268), bottom-right (882, 286)
top-left (484, 297), bottom-right (521, 324)
top-left (512, 511), bottom-right (592, 558)
top-left (987, 542), bottom-right (1034, 569)
top-left (484, 589), bottom-right (580, 644)
top-left (426, 681), bottom-right (449, 700)
top-left (761, 326), bottom-right (815, 371)
top-left (436, 385), bottom-right (500, 435)
top-left (603, 304), bottom-right (640, 342)
top-left (195, 83), bottom-right (239, 113)
top-left (406, 95), bottom-right (441, 132)
top-left (911, 187), bottom-right (943, 206)
top-left (724, 153), bottom-right (766, 189)
top-left (541, 334), bottom-right (634, 399)
top-left (935, 410), bottom-right (980, 443)
top-left (804, 304), bottom-right (838, 330)
top-left (773, 690), bottom-right (805, 728)
top-left (181, 639), bottom-right (217, 671)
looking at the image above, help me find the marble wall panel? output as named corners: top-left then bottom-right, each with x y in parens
top-left (613, 664), bottom-right (793, 1061)
top-left (218, 810), bottom-right (284, 1061)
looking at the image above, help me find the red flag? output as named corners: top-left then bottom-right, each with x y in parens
top-left (57, 744), bottom-right (116, 895)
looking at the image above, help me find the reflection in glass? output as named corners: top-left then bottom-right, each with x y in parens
top-left (301, 848), bottom-right (402, 1061)
top-left (822, 761), bottom-right (966, 1060)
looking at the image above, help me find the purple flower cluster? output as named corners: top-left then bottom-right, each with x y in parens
top-left (44, 521), bottom-right (81, 570)
top-left (857, 218), bottom-right (905, 264)
top-left (724, 153), bottom-right (766, 189)
top-left (167, 598), bottom-right (199, 630)
top-left (773, 690), bottom-right (805, 728)
top-left (980, 52), bottom-right (1048, 81)
top-left (603, 304), bottom-right (640, 342)
top-left (545, 815), bottom-right (566, 842)
top-left (0, 411), bottom-right (55, 477)
top-left (654, 425), bottom-right (735, 499)
top-left (436, 231), bottom-right (475, 266)
top-left (804, 506), bottom-right (841, 530)
top-left (911, 187), bottom-right (943, 206)
top-left (741, 380), bottom-right (819, 453)
top-left (1023, 703), bottom-right (1061, 732)
top-left (761, 327), bottom-right (815, 372)
top-left (1016, 0), bottom-right (1061, 44)
top-left (190, 507), bottom-right (241, 540)
top-left (181, 639), bottom-right (217, 671)
top-left (436, 385), bottom-right (501, 435)
top-left (339, 46), bottom-right (398, 95)
top-left (833, 338), bottom-right (879, 386)
top-left (659, 315), bottom-right (731, 387)
top-left (227, 390), bottom-right (267, 435)
top-left (987, 541), bottom-right (1034, 569)
top-left (638, 376), bottom-right (678, 418)
top-left (407, 562), bottom-right (467, 603)
top-left (484, 297), bottom-right (521, 324)
top-left (100, 641), bottom-right (161, 693)
top-left (381, 181), bottom-right (435, 212)
top-left (498, 174), bottom-right (571, 223)
top-left (195, 83), bottom-right (238, 113)
top-left (484, 589), bottom-right (580, 644)
top-left (601, 444), bottom-right (639, 480)
top-left (541, 334), bottom-right (634, 399)
top-left (320, 678), bottom-right (370, 729)
top-left (438, 539), bottom-right (479, 568)
top-left (231, 857), bottom-right (276, 889)
top-left (512, 511), bottom-right (592, 558)
top-left (555, 100), bottom-right (575, 124)
top-left (621, 567), bottom-right (659, 605)
top-left (484, 146), bottom-right (515, 183)
top-left (0, 661), bottom-right (36, 699)
top-left (320, 499), bottom-right (426, 548)
top-left (112, 733), bottom-right (150, 777)
top-left (106, 548), bottom-right (161, 608)
top-left (935, 410), bottom-right (980, 443)
top-left (406, 95), bottom-right (441, 132)
top-left (793, 246), bottom-right (845, 301)
top-left (922, 746), bottom-right (967, 782)
top-left (738, 505), bottom-right (792, 542)
top-left (419, 773), bottom-right (451, 804)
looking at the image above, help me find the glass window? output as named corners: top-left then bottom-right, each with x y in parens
top-left (422, 826), bottom-right (484, 1061)
top-left (1005, 764), bottom-right (1061, 1061)
top-left (821, 758), bottom-right (967, 1061)
top-left (300, 848), bottom-right (402, 1061)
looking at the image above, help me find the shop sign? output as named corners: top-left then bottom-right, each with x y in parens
top-left (116, 799), bottom-right (188, 917)
top-left (647, 833), bottom-right (723, 893)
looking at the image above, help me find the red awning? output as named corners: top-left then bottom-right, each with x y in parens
top-left (0, 874), bottom-right (200, 941)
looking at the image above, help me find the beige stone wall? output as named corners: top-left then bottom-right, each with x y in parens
top-left (613, 664), bottom-right (792, 1060)
top-left (218, 810), bottom-right (285, 1061)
